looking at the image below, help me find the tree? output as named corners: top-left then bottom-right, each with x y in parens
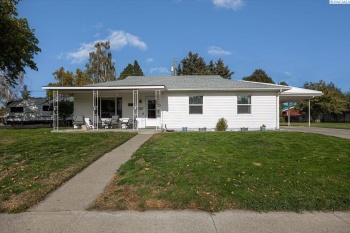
top-left (243, 69), bottom-right (275, 84)
top-left (46, 67), bottom-right (74, 97)
top-left (85, 41), bottom-right (116, 83)
top-left (298, 80), bottom-right (347, 121)
top-left (0, 72), bottom-right (25, 107)
top-left (133, 60), bottom-right (144, 76)
top-left (119, 60), bottom-right (144, 80)
top-left (176, 51), bottom-right (234, 78)
top-left (278, 81), bottom-right (289, 86)
top-left (212, 58), bottom-right (234, 79)
top-left (0, 0), bottom-right (41, 86)
top-left (20, 84), bottom-right (31, 100)
top-left (75, 68), bottom-right (91, 86)
top-left (176, 52), bottom-right (208, 76)
top-left (119, 64), bottom-right (135, 80)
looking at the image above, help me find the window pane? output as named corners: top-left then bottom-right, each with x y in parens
top-left (101, 99), bottom-right (115, 118)
top-left (10, 107), bottom-right (24, 113)
top-left (189, 96), bottom-right (203, 105)
top-left (189, 106), bottom-right (203, 114)
top-left (238, 96), bottom-right (251, 104)
top-left (238, 105), bottom-right (251, 114)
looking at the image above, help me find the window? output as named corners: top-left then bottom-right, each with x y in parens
top-left (237, 96), bottom-right (251, 114)
top-left (42, 105), bottom-right (50, 111)
top-left (101, 99), bottom-right (115, 118)
top-left (10, 107), bottom-right (24, 113)
top-left (189, 96), bottom-right (203, 114)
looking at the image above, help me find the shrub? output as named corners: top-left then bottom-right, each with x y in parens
top-left (216, 118), bottom-right (228, 131)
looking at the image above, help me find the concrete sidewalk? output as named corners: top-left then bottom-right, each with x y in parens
top-left (280, 126), bottom-right (350, 139)
top-left (1, 210), bottom-right (349, 233)
top-left (30, 133), bottom-right (152, 212)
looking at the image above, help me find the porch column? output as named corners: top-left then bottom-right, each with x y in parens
top-left (276, 93), bottom-right (280, 130)
top-left (288, 102), bottom-right (291, 126)
top-left (155, 90), bottom-right (161, 130)
top-left (133, 89), bottom-right (138, 130)
top-left (93, 90), bottom-right (98, 130)
top-left (308, 98), bottom-right (311, 127)
top-left (53, 90), bottom-right (59, 131)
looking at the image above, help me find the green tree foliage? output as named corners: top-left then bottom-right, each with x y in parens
top-left (176, 52), bottom-right (234, 79)
top-left (298, 80), bottom-right (348, 121)
top-left (20, 84), bottom-right (31, 100)
top-left (216, 117), bottom-right (228, 131)
top-left (278, 81), bottom-right (289, 86)
top-left (133, 60), bottom-right (144, 76)
top-left (85, 41), bottom-right (116, 83)
top-left (214, 59), bottom-right (234, 79)
top-left (119, 60), bottom-right (144, 80)
top-left (177, 52), bottom-right (208, 76)
top-left (243, 69), bottom-right (275, 84)
top-left (0, 0), bottom-right (41, 86)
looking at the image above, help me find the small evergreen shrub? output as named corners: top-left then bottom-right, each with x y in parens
top-left (216, 118), bottom-right (228, 131)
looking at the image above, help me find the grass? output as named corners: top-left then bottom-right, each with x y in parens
top-left (0, 128), bottom-right (136, 213)
top-left (280, 122), bottom-right (350, 130)
top-left (93, 132), bottom-right (350, 212)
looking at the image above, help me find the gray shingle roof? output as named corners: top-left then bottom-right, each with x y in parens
top-left (86, 75), bottom-right (289, 90)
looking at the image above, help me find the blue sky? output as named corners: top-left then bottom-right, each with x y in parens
top-left (18, 0), bottom-right (350, 97)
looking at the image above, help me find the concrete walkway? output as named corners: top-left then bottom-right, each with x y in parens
top-left (280, 126), bottom-right (350, 139)
top-left (1, 210), bottom-right (349, 233)
top-left (30, 133), bottom-right (152, 212)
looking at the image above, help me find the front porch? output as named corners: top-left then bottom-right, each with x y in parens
top-left (50, 87), bottom-right (165, 131)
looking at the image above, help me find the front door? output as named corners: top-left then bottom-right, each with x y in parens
top-left (146, 97), bottom-right (158, 127)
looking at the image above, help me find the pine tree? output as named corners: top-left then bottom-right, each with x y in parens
top-left (133, 60), bottom-right (144, 76)
top-left (243, 69), bottom-right (275, 83)
top-left (119, 64), bottom-right (134, 80)
top-left (212, 58), bottom-right (234, 79)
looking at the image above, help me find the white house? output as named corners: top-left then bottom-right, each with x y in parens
top-left (42, 75), bottom-right (322, 131)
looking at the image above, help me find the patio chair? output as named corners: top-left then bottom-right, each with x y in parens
top-left (84, 118), bottom-right (93, 129)
top-left (73, 115), bottom-right (84, 126)
top-left (111, 115), bottom-right (120, 129)
top-left (126, 118), bottom-right (137, 129)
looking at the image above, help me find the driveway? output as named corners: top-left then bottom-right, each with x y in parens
top-left (280, 126), bottom-right (350, 139)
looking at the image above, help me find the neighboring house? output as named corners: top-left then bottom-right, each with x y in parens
top-left (42, 75), bottom-right (322, 130)
top-left (5, 98), bottom-right (52, 124)
top-left (282, 108), bottom-right (301, 117)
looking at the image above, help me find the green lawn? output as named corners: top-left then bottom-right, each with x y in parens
top-left (280, 122), bottom-right (350, 130)
top-left (0, 128), bottom-right (136, 213)
top-left (93, 132), bottom-right (350, 212)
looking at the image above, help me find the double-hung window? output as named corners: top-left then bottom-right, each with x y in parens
top-left (237, 96), bottom-right (251, 114)
top-left (189, 96), bottom-right (203, 114)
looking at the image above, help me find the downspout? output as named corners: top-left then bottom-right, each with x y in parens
top-left (276, 89), bottom-right (283, 130)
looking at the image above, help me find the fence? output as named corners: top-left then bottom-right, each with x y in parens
top-left (321, 112), bottom-right (350, 123)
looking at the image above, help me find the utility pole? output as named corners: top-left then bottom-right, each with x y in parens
top-left (172, 59), bottom-right (176, 76)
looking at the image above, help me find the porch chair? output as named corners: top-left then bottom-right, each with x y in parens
top-left (110, 115), bottom-right (120, 129)
top-left (126, 118), bottom-right (137, 129)
top-left (73, 115), bottom-right (84, 127)
top-left (84, 118), bottom-right (93, 129)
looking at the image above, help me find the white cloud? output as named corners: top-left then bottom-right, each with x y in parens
top-left (146, 58), bottom-right (154, 63)
top-left (107, 30), bottom-right (147, 51)
top-left (93, 33), bottom-right (100, 38)
top-left (213, 0), bottom-right (245, 11)
top-left (66, 30), bottom-right (147, 64)
top-left (208, 46), bottom-right (232, 56)
top-left (150, 67), bottom-right (170, 74)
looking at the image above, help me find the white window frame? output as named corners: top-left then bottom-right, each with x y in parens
top-left (189, 96), bottom-right (203, 114)
top-left (237, 95), bottom-right (251, 114)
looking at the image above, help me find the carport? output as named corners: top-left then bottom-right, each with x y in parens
top-left (279, 87), bottom-right (323, 127)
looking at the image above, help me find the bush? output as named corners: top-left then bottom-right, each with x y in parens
top-left (216, 118), bottom-right (228, 131)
